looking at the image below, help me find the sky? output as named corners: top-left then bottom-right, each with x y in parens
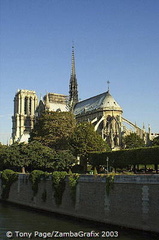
top-left (0, 0), bottom-right (159, 144)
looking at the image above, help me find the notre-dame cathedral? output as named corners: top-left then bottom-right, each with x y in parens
top-left (11, 46), bottom-right (152, 149)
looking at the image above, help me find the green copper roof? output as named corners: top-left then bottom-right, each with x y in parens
top-left (73, 91), bottom-right (122, 115)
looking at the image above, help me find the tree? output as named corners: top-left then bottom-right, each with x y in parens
top-left (1, 141), bottom-right (55, 172)
top-left (30, 111), bottom-right (76, 150)
top-left (26, 141), bottom-right (56, 171)
top-left (69, 122), bottom-right (110, 158)
top-left (152, 136), bottom-right (159, 146)
top-left (124, 133), bottom-right (145, 149)
top-left (28, 142), bottom-right (76, 171)
top-left (2, 142), bottom-right (30, 173)
top-left (1, 141), bottom-right (76, 172)
top-left (0, 144), bottom-right (8, 170)
top-left (50, 150), bottom-right (77, 171)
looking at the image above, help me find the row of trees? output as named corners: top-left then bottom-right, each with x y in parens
top-left (0, 112), bottom-right (109, 172)
top-left (89, 147), bottom-right (159, 171)
top-left (123, 132), bottom-right (159, 148)
top-left (0, 141), bottom-right (76, 172)
top-left (0, 111), bottom-right (158, 173)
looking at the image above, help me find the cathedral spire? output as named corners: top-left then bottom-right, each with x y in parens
top-left (71, 44), bottom-right (76, 76)
top-left (69, 44), bottom-right (78, 110)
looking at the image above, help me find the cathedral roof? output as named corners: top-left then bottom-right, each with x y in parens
top-left (49, 102), bottom-right (67, 112)
top-left (44, 93), bottom-right (68, 112)
top-left (73, 91), bottom-right (122, 116)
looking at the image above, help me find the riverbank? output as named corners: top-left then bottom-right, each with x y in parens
top-left (1, 201), bottom-right (159, 240)
top-left (0, 174), bottom-right (159, 234)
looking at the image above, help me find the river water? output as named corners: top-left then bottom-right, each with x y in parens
top-left (0, 202), bottom-right (158, 240)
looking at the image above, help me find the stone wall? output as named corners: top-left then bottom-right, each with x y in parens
top-left (0, 174), bottom-right (159, 233)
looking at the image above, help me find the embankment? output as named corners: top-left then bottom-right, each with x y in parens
top-left (0, 174), bottom-right (159, 233)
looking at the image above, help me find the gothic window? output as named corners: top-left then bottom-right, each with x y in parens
top-left (107, 115), bottom-right (111, 121)
top-left (29, 97), bottom-right (32, 115)
top-left (24, 117), bottom-right (31, 131)
top-left (116, 115), bottom-right (120, 121)
top-left (24, 97), bottom-right (27, 114)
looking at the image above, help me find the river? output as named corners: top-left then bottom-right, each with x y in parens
top-left (0, 202), bottom-right (158, 240)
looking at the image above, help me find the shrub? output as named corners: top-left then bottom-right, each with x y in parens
top-left (52, 171), bottom-right (67, 206)
top-left (89, 147), bottom-right (159, 169)
top-left (29, 170), bottom-right (49, 196)
top-left (68, 173), bottom-right (79, 204)
top-left (1, 169), bottom-right (18, 200)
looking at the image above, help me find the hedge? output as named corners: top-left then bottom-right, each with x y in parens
top-left (89, 147), bottom-right (159, 168)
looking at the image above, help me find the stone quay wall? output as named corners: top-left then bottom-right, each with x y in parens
top-left (0, 174), bottom-right (159, 233)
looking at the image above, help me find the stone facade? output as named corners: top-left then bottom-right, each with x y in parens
top-left (74, 91), bottom-right (123, 149)
top-left (73, 91), bottom-right (151, 149)
top-left (0, 174), bottom-right (159, 233)
top-left (11, 90), bottom-right (38, 143)
top-left (36, 93), bottom-right (68, 117)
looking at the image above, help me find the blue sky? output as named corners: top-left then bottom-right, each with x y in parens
top-left (0, 0), bottom-right (159, 144)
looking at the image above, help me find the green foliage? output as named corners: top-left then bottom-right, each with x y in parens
top-left (69, 122), bottom-right (110, 158)
top-left (0, 141), bottom-right (76, 173)
top-left (105, 174), bottom-right (114, 195)
top-left (1, 142), bottom-right (30, 172)
top-left (135, 147), bottom-right (159, 165)
top-left (89, 147), bottom-right (159, 168)
top-left (68, 169), bottom-right (72, 174)
top-left (89, 151), bottom-right (113, 168)
top-left (30, 111), bottom-right (76, 150)
top-left (0, 144), bottom-right (8, 170)
top-left (52, 171), bottom-right (67, 206)
top-left (29, 170), bottom-right (49, 196)
top-left (124, 133), bottom-right (145, 149)
top-left (152, 136), bottom-right (159, 146)
top-left (0, 141), bottom-right (57, 172)
top-left (50, 150), bottom-right (77, 171)
top-left (27, 141), bottom-right (56, 171)
top-left (68, 173), bottom-right (79, 204)
top-left (1, 169), bottom-right (18, 200)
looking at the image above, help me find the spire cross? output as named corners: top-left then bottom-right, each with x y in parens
top-left (107, 81), bottom-right (110, 92)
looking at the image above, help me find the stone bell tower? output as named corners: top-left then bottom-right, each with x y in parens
top-left (12, 89), bottom-right (38, 143)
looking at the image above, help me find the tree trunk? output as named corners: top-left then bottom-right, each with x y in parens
top-left (155, 164), bottom-right (158, 174)
top-left (80, 156), bottom-right (87, 172)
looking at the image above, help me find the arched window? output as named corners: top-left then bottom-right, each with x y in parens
top-left (24, 97), bottom-right (27, 114)
top-left (29, 97), bottom-right (32, 115)
top-left (107, 115), bottom-right (111, 121)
